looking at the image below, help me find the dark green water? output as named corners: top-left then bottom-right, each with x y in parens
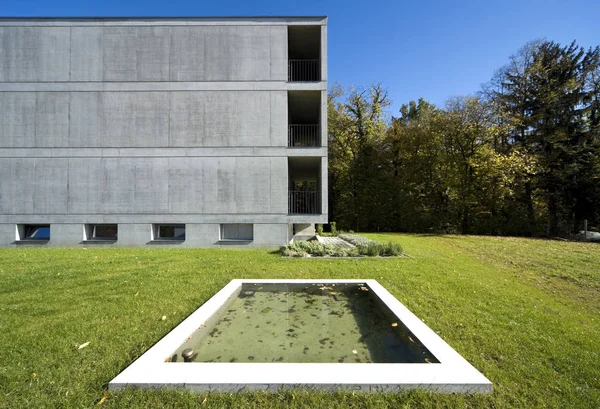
top-left (169, 283), bottom-right (438, 364)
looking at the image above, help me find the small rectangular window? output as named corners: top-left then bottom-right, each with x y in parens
top-left (19, 224), bottom-right (50, 241)
top-left (220, 223), bottom-right (253, 241)
top-left (85, 224), bottom-right (118, 241)
top-left (153, 224), bottom-right (185, 241)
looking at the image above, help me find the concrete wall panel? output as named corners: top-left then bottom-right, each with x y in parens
top-left (0, 224), bottom-right (16, 246)
top-left (69, 92), bottom-right (103, 147)
top-left (0, 27), bottom-right (70, 82)
top-left (101, 158), bottom-right (135, 214)
top-left (235, 157), bottom-right (271, 213)
top-left (39, 27), bottom-right (71, 81)
top-left (118, 223), bottom-right (150, 245)
top-left (169, 27), bottom-right (205, 81)
top-left (167, 157), bottom-right (204, 214)
top-left (270, 157), bottom-right (288, 214)
top-left (70, 27), bottom-right (104, 81)
top-left (252, 223), bottom-right (288, 246)
top-left (35, 92), bottom-right (70, 147)
top-left (49, 223), bottom-right (83, 246)
top-left (270, 91), bottom-right (287, 147)
top-left (0, 93), bottom-right (36, 147)
top-left (169, 91), bottom-right (271, 147)
top-left (0, 158), bottom-right (35, 214)
top-left (67, 158), bottom-right (103, 213)
top-left (270, 26), bottom-right (288, 81)
top-left (103, 27), bottom-right (170, 81)
top-left (216, 157), bottom-right (237, 214)
top-left (33, 158), bottom-right (68, 214)
top-left (134, 158), bottom-right (169, 213)
top-left (101, 92), bottom-right (170, 147)
top-left (170, 26), bottom-right (272, 81)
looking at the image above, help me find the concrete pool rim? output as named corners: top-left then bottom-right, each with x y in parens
top-left (109, 279), bottom-right (493, 393)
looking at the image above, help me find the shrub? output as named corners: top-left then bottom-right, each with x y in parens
top-left (330, 222), bottom-right (337, 236)
top-left (280, 235), bottom-right (402, 258)
top-left (339, 234), bottom-right (403, 257)
top-left (316, 224), bottom-right (324, 235)
top-left (281, 240), bottom-right (335, 257)
top-left (381, 242), bottom-right (403, 256)
top-left (339, 234), bottom-right (372, 247)
top-left (358, 242), bottom-right (381, 257)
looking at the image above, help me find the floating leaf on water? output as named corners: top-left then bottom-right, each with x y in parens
top-left (78, 342), bottom-right (90, 350)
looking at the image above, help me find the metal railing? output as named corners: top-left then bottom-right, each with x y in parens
top-left (289, 190), bottom-right (320, 214)
top-left (288, 124), bottom-right (320, 147)
top-left (288, 60), bottom-right (321, 82)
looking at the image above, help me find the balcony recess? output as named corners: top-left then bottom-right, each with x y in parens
top-left (288, 26), bottom-right (321, 82)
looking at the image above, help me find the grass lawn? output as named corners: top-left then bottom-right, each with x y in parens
top-left (0, 234), bottom-right (598, 408)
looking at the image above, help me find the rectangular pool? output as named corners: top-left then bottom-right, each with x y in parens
top-left (109, 279), bottom-right (492, 393)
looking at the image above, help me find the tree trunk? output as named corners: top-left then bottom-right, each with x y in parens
top-left (524, 181), bottom-right (535, 236)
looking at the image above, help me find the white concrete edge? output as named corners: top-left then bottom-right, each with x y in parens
top-left (109, 279), bottom-right (492, 393)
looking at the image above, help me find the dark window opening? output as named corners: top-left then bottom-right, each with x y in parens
top-left (87, 224), bottom-right (118, 241)
top-left (220, 224), bottom-right (253, 241)
top-left (23, 225), bottom-right (50, 240)
top-left (154, 224), bottom-right (186, 240)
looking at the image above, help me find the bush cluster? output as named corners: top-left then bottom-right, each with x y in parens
top-left (280, 240), bottom-right (358, 257)
top-left (338, 234), bottom-right (372, 247)
top-left (338, 234), bottom-right (402, 256)
top-left (280, 234), bottom-right (403, 257)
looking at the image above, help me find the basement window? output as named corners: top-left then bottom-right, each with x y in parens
top-left (220, 224), bottom-right (253, 241)
top-left (18, 224), bottom-right (50, 241)
top-left (153, 224), bottom-right (186, 241)
top-left (85, 224), bottom-right (118, 241)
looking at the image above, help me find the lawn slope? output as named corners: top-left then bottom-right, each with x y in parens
top-left (0, 234), bottom-right (598, 408)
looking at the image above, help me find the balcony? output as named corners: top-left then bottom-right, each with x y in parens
top-left (288, 25), bottom-right (321, 82)
top-left (288, 59), bottom-right (321, 82)
top-left (288, 91), bottom-right (321, 147)
top-left (288, 157), bottom-right (321, 215)
top-left (289, 190), bottom-right (320, 215)
top-left (288, 124), bottom-right (320, 147)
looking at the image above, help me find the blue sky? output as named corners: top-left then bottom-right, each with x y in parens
top-left (3, 0), bottom-right (600, 115)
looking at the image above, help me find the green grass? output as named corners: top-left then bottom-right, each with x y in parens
top-left (0, 234), bottom-right (598, 408)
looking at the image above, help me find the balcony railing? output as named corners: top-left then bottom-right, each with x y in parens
top-left (288, 124), bottom-right (320, 147)
top-left (288, 59), bottom-right (321, 82)
top-left (289, 190), bottom-right (320, 214)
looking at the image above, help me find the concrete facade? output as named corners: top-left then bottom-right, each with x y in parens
top-left (0, 17), bottom-right (328, 247)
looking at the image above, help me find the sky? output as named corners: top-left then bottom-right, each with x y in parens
top-left (3, 0), bottom-right (600, 115)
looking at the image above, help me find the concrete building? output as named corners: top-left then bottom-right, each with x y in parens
top-left (0, 17), bottom-right (327, 247)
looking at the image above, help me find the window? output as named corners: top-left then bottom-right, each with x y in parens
top-left (153, 224), bottom-right (185, 241)
top-left (19, 224), bottom-right (50, 241)
top-left (85, 224), bottom-right (118, 241)
top-left (220, 224), bottom-right (253, 241)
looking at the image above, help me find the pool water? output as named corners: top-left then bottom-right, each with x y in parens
top-left (169, 283), bottom-right (438, 364)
